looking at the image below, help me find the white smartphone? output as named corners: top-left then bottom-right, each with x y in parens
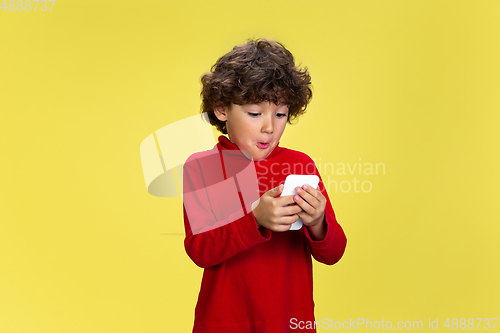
top-left (281, 174), bottom-right (320, 230)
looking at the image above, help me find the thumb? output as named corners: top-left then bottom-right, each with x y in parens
top-left (266, 183), bottom-right (283, 198)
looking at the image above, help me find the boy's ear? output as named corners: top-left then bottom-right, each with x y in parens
top-left (214, 106), bottom-right (228, 122)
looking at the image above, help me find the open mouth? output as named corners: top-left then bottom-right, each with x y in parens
top-left (257, 142), bottom-right (270, 149)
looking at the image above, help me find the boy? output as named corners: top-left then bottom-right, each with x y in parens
top-left (183, 38), bottom-right (347, 332)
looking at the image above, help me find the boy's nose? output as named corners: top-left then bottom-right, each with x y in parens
top-left (261, 117), bottom-right (274, 134)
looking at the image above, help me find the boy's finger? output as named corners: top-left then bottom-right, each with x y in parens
top-left (307, 185), bottom-right (326, 203)
top-left (264, 184), bottom-right (284, 198)
top-left (277, 215), bottom-right (300, 225)
top-left (275, 194), bottom-right (297, 207)
top-left (295, 186), bottom-right (320, 206)
top-left (274, 223), bottom-right (294, 232)
top-left (302, 184), bottom-right (321, 198)
top-left (296, 211), bottom-right (313, 225)
top-left (293, 193), bottom-right (316, 216)
top-left (280, 204), bottom-right (303, 216)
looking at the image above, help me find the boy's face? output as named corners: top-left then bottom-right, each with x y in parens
top-left (215, 101), bottom-right (289, 161)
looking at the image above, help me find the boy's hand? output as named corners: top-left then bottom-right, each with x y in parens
top-left (293, 184), bottom-right (327, 240)
top-left (252, 184), bottom-right (303, 232)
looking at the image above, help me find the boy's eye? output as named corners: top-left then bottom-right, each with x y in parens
top-left (247, 112), bottom-right (288, 118)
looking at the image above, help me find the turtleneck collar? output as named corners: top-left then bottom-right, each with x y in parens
top-left (216, 135), bottom-right (282, 161)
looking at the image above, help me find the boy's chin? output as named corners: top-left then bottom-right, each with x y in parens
top-left (240, 151), bottom-right (269, 161)
top-left (253, 152), bottom-right (272, 162)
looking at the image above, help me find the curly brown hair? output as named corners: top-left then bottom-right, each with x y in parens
top-left (201, 38), bottom-right (313, 134)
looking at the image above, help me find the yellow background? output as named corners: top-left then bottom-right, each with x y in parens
top-left (1, 0), bottom-right (499, 331)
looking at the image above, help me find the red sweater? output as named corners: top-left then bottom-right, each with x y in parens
top-left (183, 135), bottom-right (347, 333)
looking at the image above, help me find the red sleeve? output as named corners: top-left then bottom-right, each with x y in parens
top-left (303, 160), bottom-right (347, 265)
top-left (183, 154), bottom-right (271, 268)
